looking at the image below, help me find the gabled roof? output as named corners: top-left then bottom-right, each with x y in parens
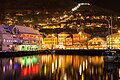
top-left (88, 37), bottom-right (105, 42)
top-left (0, 25), bottom-right (13, 34)
top-left (14, 25), bottom-right (39, 35)
top-left (108, 33), bottom-right (120, 37)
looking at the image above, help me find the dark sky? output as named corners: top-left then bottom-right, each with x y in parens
top-left (74, 0), bottom-right (120, 13)
top-left (0, 0), bottom-right (120, 13)
top-left (91, 0), bottom-right (120, 13)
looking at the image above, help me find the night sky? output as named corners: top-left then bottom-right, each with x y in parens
top-left (74, 0), bottom-right (120, 13)
top-left (0, 0), bottom-right (120, 13)
top-left (90, 0), bottom-right (120, 13)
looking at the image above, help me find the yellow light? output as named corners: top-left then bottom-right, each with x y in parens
top-left (118, 30), bottom-right (120, 33)
top-left (52, 62), bottom-right (54, 73)
top-left (10, 59), bottom-right (12, 65)
top-left (78, 32), bottom-right (82, 35)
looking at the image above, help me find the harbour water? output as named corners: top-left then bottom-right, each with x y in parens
top-left (0, 53), bottom-right (119, 80)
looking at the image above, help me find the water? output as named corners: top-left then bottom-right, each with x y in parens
top-left (0, 54), bottom-right (119, 80)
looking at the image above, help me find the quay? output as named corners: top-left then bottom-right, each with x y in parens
top-left (55, 49), bottom-right (120, 56)
top-left (0, 49), bottom-right (120, 58)
top-left (0, 51), bottom-right (42, 58)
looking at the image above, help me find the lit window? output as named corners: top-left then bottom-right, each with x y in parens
top-left (4, 39), bottom-right (6, 42)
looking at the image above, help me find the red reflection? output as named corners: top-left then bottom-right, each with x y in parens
top-left (21, 65), bottom-right (39, 76)
top-left (21, 68), bottom-right (28, 76)
top-left (31, 65), bottom-right (39, 74)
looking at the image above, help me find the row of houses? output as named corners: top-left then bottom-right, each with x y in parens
top-left (42, 31), bottom-right (120, 50)
top-left (0, 25), bottom-right (42, 52)
top-left (1, 25), bottom-right (120, 51)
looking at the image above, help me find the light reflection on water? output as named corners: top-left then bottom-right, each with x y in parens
top-left (0, 54), bottom-right (119, 80)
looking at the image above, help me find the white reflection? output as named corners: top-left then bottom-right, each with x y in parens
top-left (3, 66), bottom-right (5, 72)
top-left (79, 65), bottom-right (82, 75)
top-left (55, 60), bottom-right (57, 68)
top-left (83, 61), bottom-right (85, 71)
top-left (86, 59), bottom-right (88, 69)
top-left (52, 62), bottom-right (54, 73)
top-left (63, 73), bottom-right (67, 80)
top-left (9, 59), bottom-right (12, 65)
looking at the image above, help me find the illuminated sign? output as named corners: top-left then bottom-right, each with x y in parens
top-left (20, 34), bottom-right (39, 39)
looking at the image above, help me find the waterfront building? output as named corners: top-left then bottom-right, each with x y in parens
top-left (13, 25), bottom-right (41, 51)
top-left (65, 35), bottom-right (73, 49)
top-left (57, 32), bottom-right (71, 45)
top-left (42, 34), bottom-right (58, 49)
top-left (0, 25), bottom-right (16, 51)
top-left (106, 30), bottom-right (120, 49)
top-left (73, 34), bottom-right (80, 45)
top-left (88, 37), bottom-right (106, 49)
top-left (72, 32), bottom-right (90, 49)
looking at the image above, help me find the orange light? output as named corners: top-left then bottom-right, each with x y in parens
top-left (34, 36), bottom-right (36, 38)
top-left (27, 34), bottom-right (29, 38)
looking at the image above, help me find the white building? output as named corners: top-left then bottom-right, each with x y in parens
top-left (12, 25), bottom-right (41, 51)
top-left (0, 25), bottom-right (41, 52)
top-left (0, 25), bottom-right (16, 51)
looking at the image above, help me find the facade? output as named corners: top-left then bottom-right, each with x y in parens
top-left (0, 25), bottom-right (41, 52)
top-left (0, 25), bottom-right (17, 51)
top-left (58, 32), bottom-right (71, 45)
top-left (106, 31), bottom-right (120, 49)
top-left (73, 34), bottom-right (80, 45)
top-left (13, 25), bottom-right (41, 51)
top-left (42, 35), bottom-right (58, 49)
top-left (65, 36), bottom-right (73, 49)
top-left (88, 37), bottom-right (106, 49)
top-left (65, 37), bottom-right (72, 46)
top-left (72, 32), bottom-right (91, 49)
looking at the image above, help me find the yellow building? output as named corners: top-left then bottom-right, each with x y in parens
top-left (58, 32), bottom-right (70, 45)
top-left (106, 31), bottom-right (120, 49)
top-left (88, 37), bottom-right (106, 49)
top-left (42, 35), bottom-right (58, 49)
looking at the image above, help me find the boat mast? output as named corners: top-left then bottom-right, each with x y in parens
top-left (108, 16), bottom-right (113, 49)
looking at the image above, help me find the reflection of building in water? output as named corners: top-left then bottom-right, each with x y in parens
top-left (0, 56), bottom-right (41, 79)
top-left (0, 55), bottom-right (119, 80)
top-left (103, 63), bottom-right (119, 80)
top-left (15, 56), bottom-right (39, 66)
top-left (0, 58), bottom-right (21, 79)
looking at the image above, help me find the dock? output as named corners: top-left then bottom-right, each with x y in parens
top-left (0, 49), bottom-right (120, 58)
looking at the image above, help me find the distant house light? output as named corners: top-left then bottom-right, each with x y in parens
top-left (118, 30), bottom-right (120, 33)
top-left (80, 3), bottom-right (90, 6)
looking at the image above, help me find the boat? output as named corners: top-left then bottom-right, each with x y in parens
top-left (43, 49), bottom-right (56, 54)
top-left (103, 48), bottom-right (117, 62)
top-left (103, 17), bottom-right (118, 62)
